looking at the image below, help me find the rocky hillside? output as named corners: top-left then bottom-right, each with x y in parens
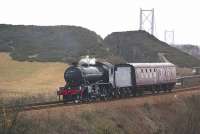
top-left (0, 24), bottom-right (110, 63)
top-left (173, 44), bottom-right (200, 60)
top-left (104, 31), bottom-right (200, 67)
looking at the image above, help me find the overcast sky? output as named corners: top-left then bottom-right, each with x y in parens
top-left (0, 0), bottom-right (199, 45)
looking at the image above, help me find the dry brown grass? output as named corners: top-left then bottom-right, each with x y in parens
top-left (24, 89), bottom-right (200, 116)
top-left (0, 52), bottom-right (68, 99)
top-left (17, 89), bottom-right (200, 134)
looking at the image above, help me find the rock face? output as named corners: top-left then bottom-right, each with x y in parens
top-left (104, 30), bottom-right (200, 67)
top-left (173, 44), bottom-right (200, 60)
top-left (0, 24), bottom-right (109, 62)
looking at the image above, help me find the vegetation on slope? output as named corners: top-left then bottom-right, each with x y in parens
top-left (104, 30), bottom-right (200, 67)
top-left (0, 24), bottom-right (109, 63)
top-left (173, 44), bottom-right (200, 60)
top-left (0, 24), bottom-right (199, 67)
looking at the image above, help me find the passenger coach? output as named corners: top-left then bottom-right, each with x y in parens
top-left (110, 63), bottom-right (176, 95)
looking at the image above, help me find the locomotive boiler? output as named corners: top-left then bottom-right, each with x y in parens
top-left (57, 62), bottom-right (113, 102)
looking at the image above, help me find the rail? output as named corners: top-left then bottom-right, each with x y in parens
top-left (1, 85), bottom-right (200, 112)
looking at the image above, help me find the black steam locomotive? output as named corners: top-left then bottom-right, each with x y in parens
top-left (57, 61), bottom-right (176, 102)
top-left (57, 62), bottom-right (113, 102)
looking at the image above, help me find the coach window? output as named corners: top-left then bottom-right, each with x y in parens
top-left (141, 69), bottom-right (143, 73)
top-left (146, 69), bottom-right (147, 72)
top-left (150, 69), bottom-right (152, 72)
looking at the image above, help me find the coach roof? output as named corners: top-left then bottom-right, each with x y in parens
top-left (128, 62), bottom-right (175, 68)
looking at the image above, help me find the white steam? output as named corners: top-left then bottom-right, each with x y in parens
top-left (79, 55), bottom-right (96, 65)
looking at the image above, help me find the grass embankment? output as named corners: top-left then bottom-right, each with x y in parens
top-left (1, 90), bottom-right (200, 134)
top-left (0, 52), bottom-right (68, 99)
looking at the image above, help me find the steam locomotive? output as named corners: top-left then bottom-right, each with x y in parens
top-left (57, 61), bottom-right (176, 102)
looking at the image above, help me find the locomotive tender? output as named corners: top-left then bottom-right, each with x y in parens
top-left (57, 62), bottom-right (176, 102)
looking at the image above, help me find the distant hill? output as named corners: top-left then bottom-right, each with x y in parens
top-left (0, 24), bottom-right (200, 67)
top-left (172, 44), bottom-right (200, 60)
top-left (0, 24), bottom-right (110, 63)
top-left (104, 31), bottom-right (200, 67)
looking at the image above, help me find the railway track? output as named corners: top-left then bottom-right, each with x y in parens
top-left (2, 85), bottom-right (200, 112)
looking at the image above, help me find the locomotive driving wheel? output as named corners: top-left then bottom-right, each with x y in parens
top-left (100, 86), bottom-right (109, 101)
top-left (74, 94), bottom-right (81, 103)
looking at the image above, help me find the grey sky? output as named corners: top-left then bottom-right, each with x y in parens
top-left (0, 0), bottom-right (199, 45)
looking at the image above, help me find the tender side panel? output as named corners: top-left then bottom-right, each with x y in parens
top-left (115, 66), bottom-right (132, 88)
